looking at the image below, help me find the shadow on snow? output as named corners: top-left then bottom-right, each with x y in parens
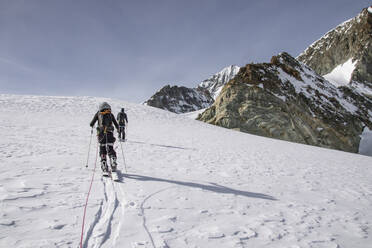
top-left (119, 172), bottom-right (277, 201)
top-left (126, 140), bottom-right (196, 151)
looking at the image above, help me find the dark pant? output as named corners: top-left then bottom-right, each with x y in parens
top-left (119, 126), bottom-right (125, 140)
top-left (98, 131), bottom-right (116, 160)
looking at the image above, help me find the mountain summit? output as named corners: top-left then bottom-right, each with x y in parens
top-left (297, 7), bottom-right (372, 94)
top-left (198, 65), bottom-right (240, 100)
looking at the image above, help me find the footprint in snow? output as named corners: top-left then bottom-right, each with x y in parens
top-left (52, 224), bottom-right (66, 230)
top-left (169, 216), bottom-right (177, 222)
top-left (0, 220), bottom-right (16, 226)
top-left (157, 226), bottom-right (174, 233)
top-left (132, 241), bottom-right (148, 247)
top-left (208, 232), bottom-right (225, 239)
top-left (233, 228), bottom-right (257, 240)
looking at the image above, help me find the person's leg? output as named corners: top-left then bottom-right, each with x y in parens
top-left (107, 132), bottom-right (117, 171)
top-left (120, 126), bottom-right (125, 140)
top-left (99, 133), bottom-right (108, 172)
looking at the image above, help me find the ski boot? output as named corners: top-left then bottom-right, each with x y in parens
top-left (110, 156), bottom-right (118, 172)
top-left (101, 159), bottom-right (109, 176)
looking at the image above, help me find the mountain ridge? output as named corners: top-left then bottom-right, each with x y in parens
top-left (297, 7), bottom-right (372, 93)
top-left (144, 65), bottom-right (240, 113)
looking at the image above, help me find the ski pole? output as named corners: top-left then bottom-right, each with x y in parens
top-left (85, 128), bottom-right (94, 168)
top-left (125, 122), bottom-right (128, 141)
top-left (119, 141), bottom-right (128, 173)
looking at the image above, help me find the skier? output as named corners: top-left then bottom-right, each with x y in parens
top-left (117, 108), bottom-right (128, 141)
top-left (90, 102), bottom-right (119, 175)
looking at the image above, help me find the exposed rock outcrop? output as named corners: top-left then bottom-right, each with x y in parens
top-left (197, 53), bottom-right (371, 153)
top-left (144, 85), bottom-right (213, 114)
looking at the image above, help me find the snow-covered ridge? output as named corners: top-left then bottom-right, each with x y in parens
top-left (297, 10), bottom-right (363, 58)
top-left (297, 7), bottom-right (372, 106)
top-left (276, 61), bottom-right (359, 114)
top-left (281, 54), bottom-right (368, 117)
top-left (199, 65), bottom-right (240, 99)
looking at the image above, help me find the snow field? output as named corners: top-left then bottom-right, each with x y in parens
top-left (1, 94), bottom-right (372, 248)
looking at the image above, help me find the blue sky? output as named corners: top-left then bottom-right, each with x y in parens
top-left (0, 0), bottom-right (370, 102)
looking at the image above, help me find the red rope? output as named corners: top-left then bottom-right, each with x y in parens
top-left (80, 142), bottom-right (99, 248)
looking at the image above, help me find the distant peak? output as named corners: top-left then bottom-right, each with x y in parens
top-left (198, 65), bottom-right (240, 100)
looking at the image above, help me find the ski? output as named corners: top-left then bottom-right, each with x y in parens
top-left (101, 158), bottom-right (121, 181)
top-left (103, 167), bottom-right (120, 182)
top-left (111, 171), bottom-right (119, 181)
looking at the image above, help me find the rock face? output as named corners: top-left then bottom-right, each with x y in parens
top-left (144, 85), bottom-right (214, 114)
top-left (197, 52), bottom-right (372, 153)
top-left (144, 65), bottom-right (240, 113)
top-left (297, 7), bottom-right (372, 92)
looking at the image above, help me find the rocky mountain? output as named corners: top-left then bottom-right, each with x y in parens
top-left (143, 85), bottom-right (213, 114)
top-left (144, 65), bottom-right (240, 113)
top-left (297, 7), bottom-right (372, 94)
top-left (197, 7), bottom-right (372, 154)
top-left (197, 52), bottom-right (372, 153)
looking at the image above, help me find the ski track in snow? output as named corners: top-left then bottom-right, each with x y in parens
top-left (1, 94), bottom-right (372, 248)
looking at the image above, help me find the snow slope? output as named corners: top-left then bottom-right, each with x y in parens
top-left (323, 58), bottom-right (358, 87)
top-left (1, 94), bottom-right (372, 248)
top-left (359, 127), bottom-right (372, 156)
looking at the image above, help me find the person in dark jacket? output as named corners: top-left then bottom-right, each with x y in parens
top-left (117, 108), bottom-right (128, 141)
top-left (90, 102), bottom-right (119, 173)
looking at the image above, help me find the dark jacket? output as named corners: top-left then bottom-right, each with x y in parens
top-left (90, 111), bottom-right (119, 131)
top-left (117, 112), bottom-right (128, 125)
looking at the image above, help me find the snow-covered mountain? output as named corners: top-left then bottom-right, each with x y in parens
top-left (198, 65), bottom-right (240, 100)
top-left (1, 94), bottom-right (372, 248)
top-left (198, 52), bottom-right (372, 154)
top-left (297, 7), bottom-right (372, 95)
top-left (144, 65), bottom-right (240, 113)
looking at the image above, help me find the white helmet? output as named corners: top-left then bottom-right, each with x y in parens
top-left (99, 102), bottom-right (111, 111)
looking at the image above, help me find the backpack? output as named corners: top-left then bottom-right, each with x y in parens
top-left (98, 110), bottom-right (114, 132)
